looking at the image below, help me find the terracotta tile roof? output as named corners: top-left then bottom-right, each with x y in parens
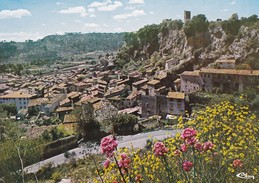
top-left (28, 98), bottom-right (49, 107)
top-left (126, 91), bottom-right (140, 100)
top-left (118, 106), bottom-right (141, 114)
top-left (167, 92), bottom-right (185, 99)
top-left (104, 84), bottom-right (125, 97)
top-left (74, 82), bottom-right (87, 87)
top-left (132, 78), bottom-right (148, 86)
top-left (200, 69), bottom-right (259, 76)
top-left (56, 106), bottom-right (74, 112)
top-left (147, 79), bottom-right (160, 85)
top-left (0, 91), bottom-right (33, 99)
top-left (87, 97), bottom-right (101, 104)
top-left (67, 92), bottom-right (80, 98)
top-left (60, 98), bottom-right (71, 106)
top-left (181, 70), bottom-right (200, 76)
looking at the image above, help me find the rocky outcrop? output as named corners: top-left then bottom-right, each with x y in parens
top-left (156, 24), bottom-right (259, 71)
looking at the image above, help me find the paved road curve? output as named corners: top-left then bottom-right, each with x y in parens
top-left (25, 129), bottom-right (180, 174)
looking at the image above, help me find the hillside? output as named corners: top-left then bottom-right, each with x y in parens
top-left (117, 14), bottom-right (259, 73)
top-left (0, 32), bottom-right (125, 63)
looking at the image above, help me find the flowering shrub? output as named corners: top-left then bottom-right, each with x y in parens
top-left (94, 101), bottom-right (259, 182)
top-left (100, 135), bottom-right (118, 158)
top-left (153, 142), bottom-right (168, 156)
top-left (182, 161), bottom-right (193, 172)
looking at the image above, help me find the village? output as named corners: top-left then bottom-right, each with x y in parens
top-left (0, 54), bottom-right (258, 135)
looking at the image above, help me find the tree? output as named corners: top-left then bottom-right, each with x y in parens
top-left (0, 103), bottom-right (17, 116)
top-left (222, 13), bottom-right (241, 36)
top-left (183, 14), bottom-right (209, 37)
top-left (111, 113), bottom-right (139, 135)
top-left (0, 111), bottom-right (43, 182)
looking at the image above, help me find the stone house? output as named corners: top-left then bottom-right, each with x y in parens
top-left (200, 69), bottom-right (259, 93)
top-left (180, 70), bottom-right (203, 93)
top-left (141, 95), bottom-right (167, 118)
top-left (123, 91), bottom-right (141, 108)
top-left (180, 68), bottom-right (259, 93)
top-left (132, 78), bottom-right (149, 92)
top-left (166, 92), bottom-right (185, 115)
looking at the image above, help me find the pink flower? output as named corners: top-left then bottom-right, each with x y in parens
top-left (183, 161), bottom-right (193, 172)
top-left (180, 143), bottom-right (188, 152)
top-left (194, 142), bottom-right (203, 151)
top-left (174, 149), bottom-right (181, 156)
top-left (233, 159), bottom-right (243, 168)
top-left (203, 141), bottom-right (214, 151)
top-left (103, 159), bottom-right (110, 169)
top-left (181, 128), bottom-right (197, 140)
top-left (118, 153), bottom-right (130, 169)
top-left (100, 135), bottom-right (118, 158)
top-left (153, 142), bottom-right (169, 156)
top-left (185, 136), bottom-right (197, 145)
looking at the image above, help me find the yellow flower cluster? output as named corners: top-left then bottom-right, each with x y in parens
top-left (181, 101), bottom-right (259, 175)
top-left (95, 101), bottom-right (258, 182)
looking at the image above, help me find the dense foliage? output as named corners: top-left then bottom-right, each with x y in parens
top-left (0, 111), bottom-right (43, 182)
top-left (183, 14), bottom-right (209, 37)
top-left (0, 32), bottom-right (125, 63)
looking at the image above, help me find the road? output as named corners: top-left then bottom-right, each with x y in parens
top-left (24, 129), bottom-right (180, 174)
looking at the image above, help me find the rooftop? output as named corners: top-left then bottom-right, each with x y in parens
top-left (104, 84), bottom-right (125, 97)
top-left (0, 91), bottom-right (33, 99)
top-left (126, 91), bottom-right (140, 100)
top-left (200, 69), bottom-right (259, 76)
top-left (56, 106), bottom-right (74, 112)
top-left (181, 70), bottom-right (200, 77)
top-left (167, 92), bottom-right (185, 99)
top-left (147, 79), bottom-right (160, 86)
top-left (132, 78), bottom-right (148, 86)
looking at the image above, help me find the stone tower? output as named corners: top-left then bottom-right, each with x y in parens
top-left (184, 10), bottom-right (191, 22)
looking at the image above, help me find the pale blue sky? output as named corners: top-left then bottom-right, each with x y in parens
top-left (0, 0), bottom-right (258, 41)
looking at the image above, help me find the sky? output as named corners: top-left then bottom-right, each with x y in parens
top-left (0, 0), bottom-right (258, 42)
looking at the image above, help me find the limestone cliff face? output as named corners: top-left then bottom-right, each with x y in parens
top-left (156, 24), bottom-right (259, 71)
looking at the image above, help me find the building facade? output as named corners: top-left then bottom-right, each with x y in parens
top-left (167, 92), bottom-right (185, 115)
top-left (0, 91), bottom-right (33, 111)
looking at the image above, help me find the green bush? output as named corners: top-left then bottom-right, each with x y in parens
top-left (51, 171), bottom-right (62, 182)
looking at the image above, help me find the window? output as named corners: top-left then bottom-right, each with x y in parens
top-left (146, 103), bottom-right (149, 108)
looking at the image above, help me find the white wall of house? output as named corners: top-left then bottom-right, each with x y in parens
top-left (43, 94), bottom-right (66, 115)
top-left (0, 98), bottom-right (30, 111)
